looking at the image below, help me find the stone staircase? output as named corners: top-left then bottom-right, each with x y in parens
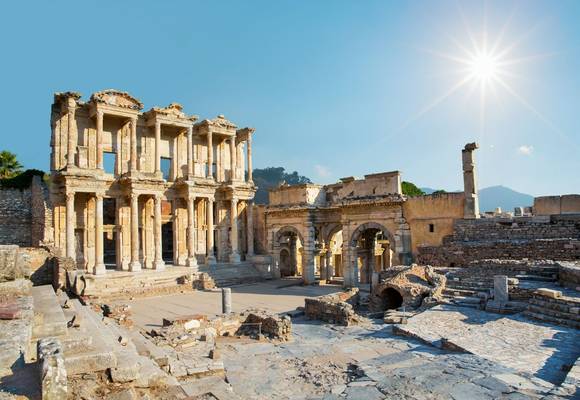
top-left (199, 262), bottom-right (265, 287)
top-left (440, 264), bottom-right (560, 309)
top-left (523, 290), bottom-right (580, 329)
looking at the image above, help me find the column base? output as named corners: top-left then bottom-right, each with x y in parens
top-left (206, 255), bottom-right (217, 265)
top-left (228, 252), bottom-right (241, 263)
top-left (94, 263), bottom-right (106, 275)
top-left (187, 257), bottom-right (198, 268)
top-left (129, 261), bottom-right (142, 272)
top-left (153, 260), bottom-right (165, 271)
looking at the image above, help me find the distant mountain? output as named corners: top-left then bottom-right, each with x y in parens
top-left (478, 185), bottom-right (534, 213)
top-left (421, 185), bottom-right (534, 212)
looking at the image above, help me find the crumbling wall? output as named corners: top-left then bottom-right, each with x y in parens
top-left (304, 288), bottom-right (360, 326)
top-left (417, 216), bottom-right (580, 266)
top-left (558, 262), bottom-right (580, 290)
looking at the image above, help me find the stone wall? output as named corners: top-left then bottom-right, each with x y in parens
top-left (0, 178), bottom-right (52, 247)
top-left (558, 262), bottom-right (580, 290)
top-left (0, 188), bottom-right (32, 246)
top-left (534, 195), bottom-right (580, 216)
top-left (417, 216), bottom-right (580, 266)
top-left (304, 288), bottom-right (360, 326)
top-left (0, 245), bottom-right (54, 285)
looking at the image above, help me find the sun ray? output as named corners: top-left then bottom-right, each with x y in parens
top-left (490, 2), bottom-right (518, 55)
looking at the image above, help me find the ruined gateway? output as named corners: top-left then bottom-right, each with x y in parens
top-left (0, 90), bottom-right (579, 399)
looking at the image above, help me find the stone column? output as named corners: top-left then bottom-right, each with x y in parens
top-left (66, 102), bottom-right (76, 167)
top-left (96, 110), bottom-right (104, 170)
top-left (229, 198), bottom-right (240, 263)
top-left (246, 201), bottom-right (254, 257)
top-left (187, 126), bottom-right (194, 178)
top-left (94, 194), bottom-right (106, 275)
top-left (130, 117), bottom-right (138, 172)
top-left (222, 288), bottom-right (232, 314)
top-left (462, 142), bottom-right (480, 219)
top-left (65, 192), bottom-right (75, 260)
top-left (187, 196), bottom-right (198, 268)
top-left (129, 193), bottom-right (141, 271)
top-left (206, 198), bottom-right (216, 264)
top-left (229, 138), bottom-right (236, 181)
top-left (153, 195), bottom-right (165, 270)
top-left (302, 225), bottom-right (316, 284)
top-left (207, 132), bottom-right (213, 179)
top-left (246, 133), bottom-right (253, 182)
top-left (319, 250), bottom-right (327, 282)
top-left (325, 250), bottom-right (333, 280)
top-left (155, 121), bottom-right (161, 175)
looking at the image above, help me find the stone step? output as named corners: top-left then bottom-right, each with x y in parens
top-left (522, 310), bottom-right (580, 329)
top-left (200, 263), bottom-right (264, 287)
top-left (31, 285), bottom-right (68, 340)
top-left (515, 274), bottom-right (557, 282)
top-left (64, 299), bottom-right (117, 375)
top-left (527, 303), bottom-right (580, 323)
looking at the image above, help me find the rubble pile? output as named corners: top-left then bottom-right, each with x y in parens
top-left (304, 288), bottom-right (361, 326)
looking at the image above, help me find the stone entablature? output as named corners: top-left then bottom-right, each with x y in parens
top-left (49, 90), bottom-right (256, 275)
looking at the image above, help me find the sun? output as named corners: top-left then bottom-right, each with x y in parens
top-left (469, 52), bottom-right (499, 81)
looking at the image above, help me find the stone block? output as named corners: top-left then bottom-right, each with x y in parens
top-left (493, 275), bottom-right (509, 303)
top-left (110, 352), bottom-right (140, 383)
top-left (37, 338), bottom-right (67, 400)
top-left (536, 288), bottom-right (562, 299)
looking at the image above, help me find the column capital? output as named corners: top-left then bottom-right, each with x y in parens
top-left (96, 109), bottom-right (104, 118)
top-left (95, 192), bottom-right (104, 200)
top-left (130, 193), bottom-right (139, 201)
top-left (65, 191), bottom-right (75, 200)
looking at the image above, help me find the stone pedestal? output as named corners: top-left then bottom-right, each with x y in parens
top-left (494, 275), bottom-right (509, 303)
top-left (38, 338), bottom-right (67, 400)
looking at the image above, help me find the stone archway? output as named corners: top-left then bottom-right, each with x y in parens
top-left (349, 222), bottom-right (396, 286)
top-left (380, 287), bottom-right (403, 310)
top-left (273, 226), bottom-right (306, 280)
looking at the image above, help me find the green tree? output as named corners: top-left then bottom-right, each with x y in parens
top-left (253, 167), bottom-right (312, 204)
top-left (0, 151), bottom-right (23, 179)
top-left (432, 189), bottom-right (447, 194)
top-left (401, 181), bottom-right (425, 197)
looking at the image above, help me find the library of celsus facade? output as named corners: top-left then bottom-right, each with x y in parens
top-left (49, 90), bottom-right (256, 274)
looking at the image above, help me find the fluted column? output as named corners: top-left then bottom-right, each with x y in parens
top-left (246, 133), bottom-right (252, 182)
top-left (229, 198), bottom-right (240, 263)
top-left (96, 110), bottom-right (104, 170)
top-left (187, 126), bottom-right (194, 178)
top-left (65, 192), bottom-right (75, 260)
top-left (155, 121), bottom-right (161, 175)
top-left (229, 138), bottom-right (236, 181)
top-left (130, 117), bottom-right (138, 172)
top-left (130, 193), bottom-right (141, 271)
top-left (206, 198), bottom-right (216, 264)
top-left (187, 196), bottom-right (198, 268)
top-left (66, 103), bottom-right (76, 167)
top-left (207, 132), bottom-right (213, 179)
top-left (154, 195), bottom-right (165, 270)
top-left (246, 201), bottom-right (254, 257)
top-left (94, 194), bottom-right (106, 275)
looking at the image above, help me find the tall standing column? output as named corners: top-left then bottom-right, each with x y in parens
top-left (155, 121), bottom-right (161, 175)
top-left (325, 250), bottom-right (333, 281)
top-left (462, 142), bottom-right (480, 219)
top-left (65, 192), bottom-right (75, 260)
top-left (130, 117), bottom-right (138, 172)
top-left (94, 194), bottom-right (106, 275)
top-left (229, 198), bottom-right (240, 263)
top-left (246, 133), bottom-right (253, 182)
top-left (246, 201), bottom-right (254, 257)
top-left (96, 110), bottom-right (104, 170)
top-left (206, 198), bottom-right (216, 264)
top-left (207, 132), bottom-right (213, 179)
top-left (187, 196), bottom-right (198, 268)
top-left (66, 102), bottom-right (77, 167)
top-left (130, 193), bottom-right (141, 271)
top-left (154, 195), bottom-right (165, 270)
top-left (187, 126), bottom-right (194, 178)
top-left (229, 138), bottom-right (236, 181)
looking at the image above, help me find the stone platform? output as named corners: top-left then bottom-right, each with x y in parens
top-left (393, 304), bottom-right (580, 385)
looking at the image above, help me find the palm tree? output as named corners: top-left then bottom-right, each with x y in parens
top-left (0, 151), bottom-right (23, 179)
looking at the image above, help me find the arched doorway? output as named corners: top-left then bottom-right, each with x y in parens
top-left (380, 287), bottom-right (403, 310)
top-left (274, 226), bottom-right (305, 279)
top-left (350, 222), bottom-right (395, 286)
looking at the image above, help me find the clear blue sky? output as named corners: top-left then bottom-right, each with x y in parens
top-left (1, 1), bottom-right (579, 196)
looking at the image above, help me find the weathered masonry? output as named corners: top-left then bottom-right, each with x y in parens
top-left (260, 144), bottom-right (480, 287)
top-left (49, 90), bottom-right (256, 274)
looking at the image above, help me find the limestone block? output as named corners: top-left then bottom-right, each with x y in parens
top-left (536, 288), bottom-right (562, 299)
top-left (110, 352), bottom-right (140, 383)
top-left (37, 338), bottom-right (67, 400)
top-left (493, 275), bottom-right (509, 303)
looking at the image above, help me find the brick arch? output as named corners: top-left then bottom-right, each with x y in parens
top-left (349, 222), bottom-right (395, 248)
